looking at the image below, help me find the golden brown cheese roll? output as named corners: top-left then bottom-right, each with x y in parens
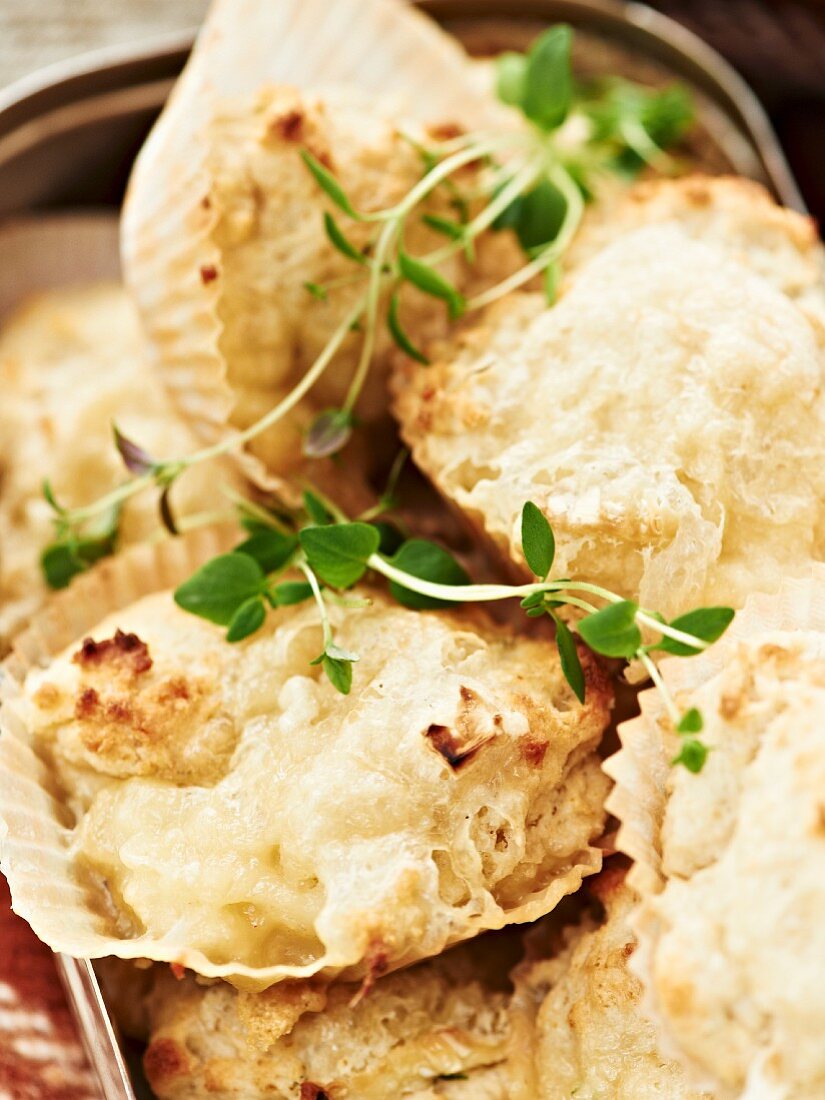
top-left (0, 284), bottom-right (236, 649)
top-left (624, 632), bottom-right (825, 1099)
top-left (568, 175), bottom-right (825, 322)
top-left (3, 589), bottom-right (611, 987)
top-left (509, 866), bottom-right (712, 1100)
top-left (122, 0), bottom-right (520, 485)
top-left (142, 932), bottom-right (519, 1100)
top-left (393, 188), bottom-right (825, 618)
top-left (125, 80), bottom-right (519, 481)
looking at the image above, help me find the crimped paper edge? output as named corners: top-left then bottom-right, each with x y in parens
top-left (0, 528), bottom-right (607, 989)
top-left (603, 563), bottom-right (825, 1098)
top-left (121, 0), bottom-right (509, 494)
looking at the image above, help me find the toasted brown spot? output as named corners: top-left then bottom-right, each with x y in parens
top-left (157, 677), bottom-right (190, 703)
top-left (427, 121), bottom-right (464, 142)
top-left (144, 1038), bottom-right (190, 1085)
top-left (519, 735), bottom-right (549, 767)
top-left (300, 1084), bottom-right (331, 1100)
top-left (273, 108), bottom-right (305, 141)
top-left (73, 630), bottom-right (152, 675)
top-left (199, 263), bottom-right (219, 285)
top-left (74, 687), bottom-right (100, 720)
top-left (718, 691), bottom-right (742, 721)
top-left (425, 724), bottom-right (481, 769)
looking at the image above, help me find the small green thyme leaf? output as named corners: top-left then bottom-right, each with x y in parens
top-left (42, 479), bottom-right (66, 515)
top-left (226, 596), bottom-right (267, 643)
top-left (387, 539), bottom-right (469, 609)
top-left (323, 211), bottom-right (368, 265)
top-left (234, 530), bottom-right (297, 573)
top-left (323, 653), bottom-right (353, 694)
top-left (495, 179), bottom-right (567, 254)
top-left (398, 249), bottom-right (465, 319)
top-left (421, 212), bottom-right (466, 241)
top-left (672, 737), bottom-right (709, 773)
top-left (496, 51), bottom-right (527, 106)
top-left (303, 281), bottom-right (328, 301)
top-left (174, 553), bottom-right (265, 626)
top-left (577, 600), bottom-right (642, 658)
top-left (522, 25), bottom-right (573, 130)
top-left (677, 707), bottom-right (704, 735)
top-left (40, 538), bottom-right (112, 590)
top-left (521, 501), bottom-right (555, 579)
top-left (303, 490), bottom-right (333, 526)
top-left (299, 522), bottom-right (380, 589)
top-left (371, 521), bottom-right (405, 556)
top-left (552, 612), bottom-right (586, 703)
top-left (270, 580), bottom-right (314, 607)
top-left (387, 293), bottom-right (429, 364)
top-left (300, 149), bottom-right (361, 219)
top-left (657, 607), bottom-right (735, 656)
top-left (520, 591), bottom-right (545, 610)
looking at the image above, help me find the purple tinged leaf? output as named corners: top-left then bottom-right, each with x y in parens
top-left (113, 424), bottom-right (157, 475)
top-left (304, 409), bottom-right (353, 459)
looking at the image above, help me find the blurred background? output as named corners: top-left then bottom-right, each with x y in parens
top-left (2, 0), bottom-right (824, 215)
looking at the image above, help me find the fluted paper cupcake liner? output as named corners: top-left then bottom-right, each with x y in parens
top-left (603, 564), bottom-right (825, 1097)
top-left (121, 0), bottom-right (508, 494)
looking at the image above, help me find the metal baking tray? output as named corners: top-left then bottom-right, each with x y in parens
top-left (0, 2), bottom-right (806, 1097)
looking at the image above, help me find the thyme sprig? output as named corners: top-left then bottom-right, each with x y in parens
top-left (172, 496), bottom-right (730, 770)
top-left (40, 25), bottom-right (692, 568)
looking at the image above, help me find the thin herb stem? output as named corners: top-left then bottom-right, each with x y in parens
top-left (63, 473), bottom-right (154, 524)
top-left (635, 610), bottom-right (708, 650)
top-left (181, 300), bottom-right (365, 468)
top-left (342, 219), bottom-right (399, 414)
top-left (424, 156), bottom-right (542, 266)
top-left (299, 561), bottom-right (332, 649)
top-left (638, 651), bottom-right (681, 725)
top-left (553, 594), bottom-right (598, 614)
top-left (466, 161), bottom-right (584, 310)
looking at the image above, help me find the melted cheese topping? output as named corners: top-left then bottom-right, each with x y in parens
top-left (644, 634), bottom-right (825, 1097)
top-left (394, 221), bottom-right (825, 618)
top-left (204, 85), bottom-right (519, 474)
top-left (19, 590), bottom-right (610, 984)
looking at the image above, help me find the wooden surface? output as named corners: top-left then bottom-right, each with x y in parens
top-left (0, 878), bottom-right (99, 1100)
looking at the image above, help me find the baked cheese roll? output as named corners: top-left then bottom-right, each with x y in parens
top-left (393, 216), bottom-right (825, 618)
top-left (569, 175), bottom-right (825, 322)
top-left (509, 865), bottom-right (711, 1100)
top-left (0, 284), bottom-right (236, 649)
top-left (122, 0), bottom-right (519, 487)
top-left (5, 588), bottom-right (610, 987)
top-left (187, 85), bottom-right (512, 475)
top-left (142, 932), bottom-right (519, 1100)
top-left (625, 633), bottom-right (825, 1099)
